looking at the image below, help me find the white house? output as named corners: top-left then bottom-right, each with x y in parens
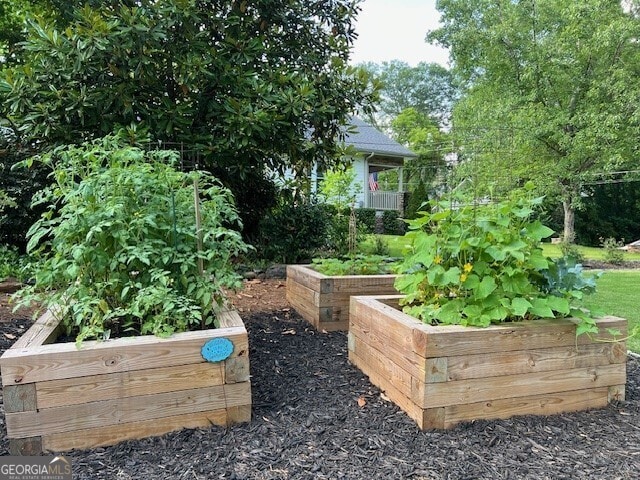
top-left (311, 117), bottom-right (417, 212)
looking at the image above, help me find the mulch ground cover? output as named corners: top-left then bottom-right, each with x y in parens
top-left (0, 306), bottom-right (638, 479)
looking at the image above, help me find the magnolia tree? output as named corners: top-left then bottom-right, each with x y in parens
top-left (0, 0), bottom-right (378, 237)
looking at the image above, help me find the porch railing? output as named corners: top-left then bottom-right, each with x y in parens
top-left (368, 191), bottom-right (403, 211)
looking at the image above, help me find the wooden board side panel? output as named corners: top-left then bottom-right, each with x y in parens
top-left (285, 265), bottom-right (324, 291)
top-left (36, 362), bottom-right (225, 409)
top-left (1, 329), bottom-right (248, 385)
top-left (352, 297), bottom-right (627, 358)
top-left (42, 408), bottom-right (231, 452)
top-left (446, 343), bottom-right (627, 381)
top-left (331, 275), bottom-right (398, 294)
top-left (348, 349), bottom-right (435, 429)
top-left (419, 363), bottom-right (626, 409)
top-left (348, 321), bottom-right (428, 385)
top-left (349, 333), bottom-right (414, 402)
top-left (350, 297), bottom-right (425, 358)
top-left (286, 278), bottom-right (321, 325)
top-left (6, 382), bottom-right (251, 438)
top-left (11, 309), bottom-right (63, 350)
top-left (443, 387), bottom-right (610, 429)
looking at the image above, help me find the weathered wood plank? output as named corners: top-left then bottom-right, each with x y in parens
top-left (42, 408), bottom-right (231, 452)
top-left (352, 296), bottom-right (627, 358)
top-left (443, 387), bottom-right (610, 429)
top-left (418, 363), bottom-right (627, 409)
top-left (217, 309), bottom-right (244, 329)
top-left (3, 384), bottom-right (37, 413)
top-left (446, 343), bottom-right (627, 381)
top-left (6, 382), bottom-right (251, 438)
top-left (332, 275), bottom-right (398, 294)
top-left (1, 327), bottom-right (248, 386)
top-left (9, 437), bottom-right (42, 456)
top-left (349, 295), bottom-right (628, 430)
top-left (608, 385), bottom-right (625, 402)
top-left (36, 362), bottom-right (225, 409)
top-left (226, 404), bottom-right (252, 425)
top-left (348, 349), bottom-right (432, 428)
top-left (286, 278), bottom-right (320, 307)
top-left (224, 356), bottom-right (250, 383)
top-left (285, 265), bottom-right (324, 291)
top-left (349, 333), bottom-right (415, 402)
top-left (350, 296), bottom-right (425, 358)
top-left (11, 308), bottom-right (63, 349)
top-left (287, 266), bottom-right (397, 331)
top-left (348, 324), bottom-right (427, 387)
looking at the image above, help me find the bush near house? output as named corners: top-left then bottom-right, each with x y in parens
top-left (355, 208), bottom-right (376, 234)
top-left (382, 210), bottom-right (406, 236)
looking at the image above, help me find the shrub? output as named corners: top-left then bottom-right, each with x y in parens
top-left (255, 198), bottom-right (331, 264)
top-left (395, 187), bottom-right (600, 336)
top-left (15, 137), bottom-right (249, 343)
top-left (355, 208), bottom-right (376, 234)
top-left (382, 210), bottom-right (405, 235)
top-left (0, 244), bottom-right (33, 282)
top-left (0, 127), bottom-right (49, 250)
top-left (559, 241), bottom-right (585, 263)
top-left (601, 237), bottom-right (625, 265)
top-left (405, 178), bottom-right (429, 220)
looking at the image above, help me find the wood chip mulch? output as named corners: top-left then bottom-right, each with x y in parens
top-left (0, 279), bottom-right (638, 479)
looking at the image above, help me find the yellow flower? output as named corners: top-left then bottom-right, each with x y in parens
top-left (463, 262), bottom-right (473, 273)
top-left (460, 273), bottom-right (468, 283)
top-left (434, 254), bottom-right (442, 265)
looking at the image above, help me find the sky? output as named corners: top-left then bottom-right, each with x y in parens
top-left (349, 0), bottom-right (449, 67)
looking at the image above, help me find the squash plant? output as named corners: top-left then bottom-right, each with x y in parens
top-left (311, 254), bottom-right (397, 276)
top-left (15, 136), bottom-right (249, 343)
top-left (395, 186), bottom-right (600, 336)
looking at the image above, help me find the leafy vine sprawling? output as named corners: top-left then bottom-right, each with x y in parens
top-left (395, 186), bottom-right (600, 336)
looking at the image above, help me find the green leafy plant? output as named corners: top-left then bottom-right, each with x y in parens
top-left (600, 237), bottom-right (625, 265)
top-left (395, 188), bottom-right (600, 336)
top-left (254, 197), bottom-right (331, 264)
top-left (354, 208), bottom-right (376, 234)
top-left (311, 255), bottom-right (396, 276)
top-left (0, 244), bottom-right (32, 282)
top-left (370, 235), bottom-right (390, 256)
top-left (382, 209), bottom-right (405, 235)
top-left (15, 136), bottom-right (249, 344)
top-left (559, 241), bottom-right (585, 263)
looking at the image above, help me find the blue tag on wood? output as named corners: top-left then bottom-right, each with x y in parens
top-left (201, 338), bottom-right (234, 362)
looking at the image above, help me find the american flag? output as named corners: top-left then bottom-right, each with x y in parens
top-left (369, 172), bottom-right (379, 191)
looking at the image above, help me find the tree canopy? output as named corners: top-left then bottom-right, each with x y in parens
top-left (1, 0), bottom-right (377, 237)
top-left (357, 60), bottom-right (457, 128)
top-left (430, 0), bottom-right (640, 241)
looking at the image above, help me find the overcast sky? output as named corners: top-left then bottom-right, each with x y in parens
top-left (349, 0), bottom-right (449, 67)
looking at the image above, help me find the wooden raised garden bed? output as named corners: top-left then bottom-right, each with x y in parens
top-left (286, 264), bottom-right (398, 331)
top-left (1, 309), bottom-right (251, 454)
top-left (348, 295), bottom-right (627, 430)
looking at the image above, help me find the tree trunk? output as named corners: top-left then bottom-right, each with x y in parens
top-left (563, 199), bottom-right (576, 243)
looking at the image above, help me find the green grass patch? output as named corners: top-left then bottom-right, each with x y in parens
top-left (541, 243), bottom-right (640, 261)
top-left (359, 234), bottom-right (412, 258)
top-left (584, 270), bottom-right (640, 354)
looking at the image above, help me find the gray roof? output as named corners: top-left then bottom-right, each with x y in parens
top-left (344, 117), bottom-right (417, 158)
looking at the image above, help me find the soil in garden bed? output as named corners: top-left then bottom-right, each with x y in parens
top-left (0, 279), bottom-right (639, 479)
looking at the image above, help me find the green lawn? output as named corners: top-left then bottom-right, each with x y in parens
top-left (541, 243), bottom-right (640, 261)
top-left (584, 270), bottom-right (640, 353)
